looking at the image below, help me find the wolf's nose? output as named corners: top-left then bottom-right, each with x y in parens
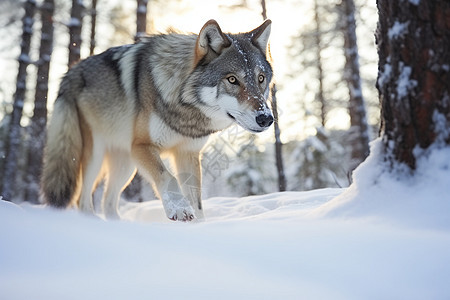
top-left (256, 114), bottom-right (274, 128)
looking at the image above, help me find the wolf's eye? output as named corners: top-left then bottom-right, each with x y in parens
top-left (227, 76), bottom-right (238, 85)
top-left (258, 74), bottom-right (265, 83)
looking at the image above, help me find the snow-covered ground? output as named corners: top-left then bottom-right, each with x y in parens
top-left (1, 139), bottom-right (450, 299)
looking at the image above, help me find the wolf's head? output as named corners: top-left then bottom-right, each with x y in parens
top-left (192, 20), bottom-right (274, 133)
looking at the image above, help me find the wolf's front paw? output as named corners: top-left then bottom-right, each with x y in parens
top-left (163, 196), bottom-right (196, 222)
top-left (168, 209), bottom-right (195, 222)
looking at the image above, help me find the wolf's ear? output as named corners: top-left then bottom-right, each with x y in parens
top-left (194, 20), bottom-right (231, 65)
top-left (250, 19), bottom-right (272, 56)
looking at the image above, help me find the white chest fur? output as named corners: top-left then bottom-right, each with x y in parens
top-left (149, 114), bottom-right (209, 152)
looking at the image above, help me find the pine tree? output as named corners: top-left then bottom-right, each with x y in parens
top-left (292, 0), bottom-right (341, 128)
top-left (288, 128), bottom-right (348, 190)
top-left (226, 140), bottom-right (273, 196)
top-left (376, 0), bottom-right (450, 170)
top-left (24, 0), bottom-right (55, 203)
top-left (1, 0), bottom-right (36, 201)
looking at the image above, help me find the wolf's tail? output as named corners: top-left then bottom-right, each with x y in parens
top-left (41, 71), bottom-right (84, 208)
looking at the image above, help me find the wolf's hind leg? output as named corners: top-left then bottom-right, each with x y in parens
top-left (172, 151), bottom-right (204, 220)
top-left (79, 139), bottom-right (105, 215)
top-left (102, 150), bottom-right (136, 219)
top-left (132, 144), bottom-right (195, 222)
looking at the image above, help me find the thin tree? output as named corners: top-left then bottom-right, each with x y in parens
top-left (24, 0), bottom-right (55, 203)
top-left (261, 0), bottom-right (286, 192)
top-left (376, 0), bottom-right (450, 170)
top-left (313, 0), bottom-right (327, 127)
top-left (340, 0), bottom-right (370, 171)
top-left (68, 0), bottom-right (84, 67)
top-left (135, 0), bottom-right (148, 42)
top-left (1, 0), bottom-right (36, 201)
top-left (123, 0), bottom-right (150, 202)
top-left (89, 0), bottom-right (97, 56)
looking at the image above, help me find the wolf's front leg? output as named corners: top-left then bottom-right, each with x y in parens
top-left (132, 144), bottom-right (195, 221)
top-left (160, 172), bottom-right (196, 221)
top-left (172, 150), bottom-right (204, 220)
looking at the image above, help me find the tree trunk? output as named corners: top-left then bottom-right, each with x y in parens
top-left (1, 0), bottom-right (36, 201)
top-left (135, 0), bottom-right (148, 42)
top-left (89, 0), bottom-right (97, 56)
top-left (123, 0), bottom-right (150, 201)
top-left (271, 86), bottom-right (287, 191)
top-left (24, 0), bottom-right (55, 203)
top-left (376, 0), bottom-right (450, 170)
top-left (68, 0), bottom-right (83, 67)
top-left (261, 0), bottom-right (286, 192)
top-left (261, 0), bottom-right (267, 21)
top-left (314, 0), bottom-right (326, 127)
top-left (341, 0), bottom-right (370, 171)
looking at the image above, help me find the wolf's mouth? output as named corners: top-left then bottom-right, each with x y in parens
top-left (227, 112), bottom-right (264, 133)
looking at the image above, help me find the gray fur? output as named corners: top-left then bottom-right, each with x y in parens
top-left (41, 20), bottom-right (274, 221)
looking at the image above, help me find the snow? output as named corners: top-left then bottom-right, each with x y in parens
top-left (137, 4), bottom-right (147, 14)
top-left (377, 61), bottom-right (392, 88)
top-left (24, 17), bottom-right (33, 27)
top-left (312, 139), bottom-right (450, 230)
top-left (388, 21), bottom-right (409, 40)
top-left (18, 53), bottom-right (31, 64)
top-left (67, 17), bottom-right (81, 28)
top-left (396, 62), bottom-right (417, 99)
top-left (349, 83), bottom-right (362, 98)
top-left (433, 110), bottom-right (450, 144)
top-left (2, 140), bottom-right (450, 299)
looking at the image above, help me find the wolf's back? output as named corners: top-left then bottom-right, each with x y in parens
top-left (41, 69), bottom-right (84, 208)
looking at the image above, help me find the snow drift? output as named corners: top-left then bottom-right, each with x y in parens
top-left (1, 140), bottom-right (450, 299)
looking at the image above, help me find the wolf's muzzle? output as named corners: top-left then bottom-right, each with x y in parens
top-left (256, 113), bottom-right (274, 128)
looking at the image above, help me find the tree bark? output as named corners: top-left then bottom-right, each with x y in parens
top-left (1, 0), bottom-right (36, 201)
top-left (68, 0), bottom-right (83, 67)
top-left (376, 0), bottom-right (450, 170)
top-left (24, 0), bottom-right (55, 203)
top-left (341, 0), bottom-right (370, 170)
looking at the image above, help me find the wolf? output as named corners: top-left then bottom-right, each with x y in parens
top-left (41, 19), bottom-right (274, 221)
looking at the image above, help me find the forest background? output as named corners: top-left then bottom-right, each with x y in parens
top-left (0, 0), bottom-right (379, 203)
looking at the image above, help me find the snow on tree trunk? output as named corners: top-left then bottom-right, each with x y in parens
top-left (1, 0), bottom-right (36, 201)
top-left (68, 0), bottom-right (83, 67)
top-left (341, 0), bottom-right (370, 170)
top-left (261, 0), bottom-right (286, 192)
top-left (24, 0), bottom-right (55, 203)
top-left (376, 0), bottom-right (450, 170)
